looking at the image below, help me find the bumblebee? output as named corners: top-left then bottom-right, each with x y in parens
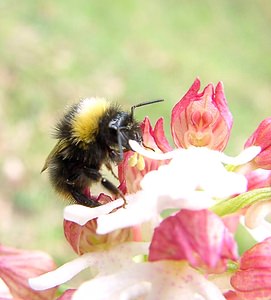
top-left (42, 97), bottom-right (163, 207)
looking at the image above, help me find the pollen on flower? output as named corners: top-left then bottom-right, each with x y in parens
top-left (128, 152), bottom-right (138, 167)
top-left (137, 154), bottom-right (145, 171)
top-left (128, 152), bottom-right (145, 171)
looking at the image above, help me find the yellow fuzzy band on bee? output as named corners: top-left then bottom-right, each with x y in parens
top-left (71, 97), bottom-right (109, 144)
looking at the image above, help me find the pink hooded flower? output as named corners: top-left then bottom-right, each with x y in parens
top-left (118, 78), bottom-right (233, 195)
top-left (231, 237), bottom-right (271, 299)
top-left (171, 78), bottom-right (233, 150)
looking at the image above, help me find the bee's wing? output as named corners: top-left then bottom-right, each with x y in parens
top-left (41, 140), bottom-right (67, 172)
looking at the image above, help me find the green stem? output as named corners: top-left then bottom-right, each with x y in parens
top-left (210, 187), bottom-right (271, 216)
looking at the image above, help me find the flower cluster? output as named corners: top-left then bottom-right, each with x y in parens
top-left (3, 78), bottom-right (271, 300)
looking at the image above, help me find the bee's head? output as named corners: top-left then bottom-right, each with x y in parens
top-left (108, 99), bottom-right (164, 160)
top-left (108, 112), bottom-right (142, 152)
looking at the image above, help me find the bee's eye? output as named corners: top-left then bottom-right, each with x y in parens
top-left (133, 131), bottom-right (142, 143)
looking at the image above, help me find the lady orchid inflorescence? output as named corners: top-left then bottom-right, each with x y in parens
top-left (2, 78), bottom-right (271, 300)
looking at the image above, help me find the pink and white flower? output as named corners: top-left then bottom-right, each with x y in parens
top-left (171, 78), bottom-right (233, 150)
top-left (27, 79), bottom-right (271, 299)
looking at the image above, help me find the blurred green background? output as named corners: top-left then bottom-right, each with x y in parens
top-left (1, 0), bottom-right (271, 264)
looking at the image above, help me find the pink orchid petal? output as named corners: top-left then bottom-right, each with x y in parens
top-left (239, 237), bottom-right (271, 270)
top-left (171, 78), bottom-right (201, 148)
top-left (245, 118), bottom-right (271, 169)
top-left (149, 209), bottom-right (238, 271)
top-left (0, 245), bottom-right (56, 300)
top-left (140, 117), bottom-right (157, 148)
top-left (153, 117), bottom-right (173, 152)
top-left (222, 214), bottom-right (240, 234)
top-left (245, 118), bottom-right (271, 151)
top-left (245, 169), bottom-right (271, 190)
top-left (224, 290), bottom-right (242, 300)
top-left (231, 269), bottom-right (271, 300)
top-left (214, 81), bottom-right (233, 135)
top-left (64, 219), bottom-right (135, 255)
top-left (231, 238), bottom-right (271, 299)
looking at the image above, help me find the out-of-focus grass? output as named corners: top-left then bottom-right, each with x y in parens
top-left (0, 0), bottom-right (271, 262)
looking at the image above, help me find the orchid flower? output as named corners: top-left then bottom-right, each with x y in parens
top-left (26, 79), bottom-right (271, 300)
top-left (171, 78), bottom-right (233, 150)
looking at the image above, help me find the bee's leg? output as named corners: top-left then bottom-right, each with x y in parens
top-left (83, 167), bottom-right (127, 207)
top-left (66, 169), bottom-right (101, 207)
top-left (100, 177), bottom-right (127, 207)
top-left (105, 161), bottom-right (118, 180)
top-left (69, 188), bottom-right (101, 207)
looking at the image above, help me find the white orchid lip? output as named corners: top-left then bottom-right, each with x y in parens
top-left (64, 198), bottom-right (124, 225)
top-left (129, 139), bottom-right (178, 160)
top-left (130, 140), bottom-right (261, 167)
top-left (219, 146), bottom-right (261, 165)
top-left (29, 242), bottom-right (149, 292)
top-left (29, 254), bottom-right (91, 290)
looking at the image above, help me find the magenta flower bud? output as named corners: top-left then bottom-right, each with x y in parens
top-left (245, 118), bottom-right (271, 169)
top-left (171, 78), bottom-right (233, 151)
top-left (231, 237), bottom-right (271, 299)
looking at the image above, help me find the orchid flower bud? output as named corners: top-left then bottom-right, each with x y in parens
top-left (171, 78), bottom-right (233, 151)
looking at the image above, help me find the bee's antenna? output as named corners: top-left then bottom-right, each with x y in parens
top-left (131, 99), bottom-right (164, 118)
top-left (116, 126), bottom-right (124, 161)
